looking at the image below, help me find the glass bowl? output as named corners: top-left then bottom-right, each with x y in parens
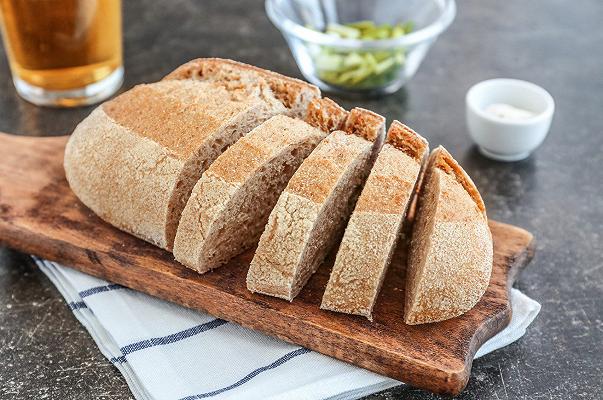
top-left (266, 0), bottom-right (456, 95)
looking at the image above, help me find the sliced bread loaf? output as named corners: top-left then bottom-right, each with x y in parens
top-left (64, 59), bottom-right (320, 250)
top-left (246, 108), bottom-right (386, 301)
top-left (321, 121), bottom-right (429, 320)
top-left (173, 98), bottom-right (348, 273)
top-left (404, 146), bottom-right (493, 325)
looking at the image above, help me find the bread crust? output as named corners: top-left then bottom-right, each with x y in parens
top-left (247, 109), bottom-right (385, 301)
top-left (404, 146), bottom-right (493, 325)
top-left (321, 121), bottom-right (428, 319)
top-left (163, 58), bottom-right (321, 117)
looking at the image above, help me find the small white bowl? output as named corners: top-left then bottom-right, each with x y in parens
top-left (466, 79), bottom-right (554, 161)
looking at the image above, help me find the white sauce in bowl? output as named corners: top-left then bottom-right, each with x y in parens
top-left (484, 103), bottom-right (536, 121)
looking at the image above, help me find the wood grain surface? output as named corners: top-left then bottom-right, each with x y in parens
top-left (0, 132), bottom-right (535, 395)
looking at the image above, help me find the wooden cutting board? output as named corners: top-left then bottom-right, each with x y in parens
top-left (0, 132), bottom-right (535, 395)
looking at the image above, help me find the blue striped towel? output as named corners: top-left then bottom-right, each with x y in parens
top-left (36, 258), bottom-right (540, 400)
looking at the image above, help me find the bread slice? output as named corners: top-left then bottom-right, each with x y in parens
top-left (64, 59), bottom-right (320, 250)
top-left (173, 98), bottom-right (348, 273)
top-left (246, 108), bottom-right (386, 301)
top-left (404, 146), bottom-right (493, 325)
top-left (321, 121), bottom-right (429, 320)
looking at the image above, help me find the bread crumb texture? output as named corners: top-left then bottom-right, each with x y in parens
top-left (206, 115), bottom-right (324, 184)
top-left (286, 131), bottom-right (371, 203)
top-left (354, 144), bottom-right (418, 214)
top-left (247, 129), bottom-right (374, 300)
top-left (173, 115), bottom-right (325, 272)
top-left (343, 108), bottom-right (385, 142)
top-left (247, 191), bottom-right (321, 299)
top-left (321, 212), bottom-right (399, 318)
top-left (321, 144), bottom-right (423, 319)
top-left (305, 97), bottom-right (348, 132)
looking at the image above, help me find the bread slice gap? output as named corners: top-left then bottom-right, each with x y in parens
top-left (64, 59), bottom-right (320, 250)
top-left (404, 146), bottom-right (493, 325)
top-left (321, 121), bottom-right (429, 320)
top-left (246, 108), bottom-right (386, 301)
top-left (173, 98), bottom-right (348, 273)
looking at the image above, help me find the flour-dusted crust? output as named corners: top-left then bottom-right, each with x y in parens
top-left (404, 146), bottom-right (493, 325)
top-left (173, 115), bottom-right (328, 273)
top-left (65, 59), bottom-right (319, 250)
top-left (247, 109), bottom-right (386, 301)
top-left (321, 121), bottom-right (429, 319)
top-left (163, 58), bottom-right (321, 117)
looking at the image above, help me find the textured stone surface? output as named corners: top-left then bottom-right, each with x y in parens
top-left (1, 0), bottom-right (602, 399)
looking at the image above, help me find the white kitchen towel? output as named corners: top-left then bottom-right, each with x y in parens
top-left (36, 258), bottom-right (540, 400)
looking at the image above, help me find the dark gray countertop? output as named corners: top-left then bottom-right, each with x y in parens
top-left (1, 1), bottom-right (602, 399)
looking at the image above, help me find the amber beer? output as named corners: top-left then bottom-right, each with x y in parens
top-left (0, 0), bottom-right (122, 106)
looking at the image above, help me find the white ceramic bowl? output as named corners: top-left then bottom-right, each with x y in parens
top-left (466, 79), bottom-right (555, 161)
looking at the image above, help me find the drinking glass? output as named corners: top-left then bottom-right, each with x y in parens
top-left (0, 0), bottom-right (123, 107)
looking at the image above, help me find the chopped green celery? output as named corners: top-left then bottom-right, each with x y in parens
top-left (325, 23), bottom-right (360, 39)
top-left (374, 57), bottom-right (396, 74)
top-left (374, 26), bottom-right (391, 39)
top-left (342, 52), bottom-right (365, 68)
top-left (373, 51), bottom-right (392, 62)
top-left (318, 70), bottom-right (340, 82)
top-left (350, 65), bottom-right (374, 84)
top-left (394, 51), bottom-right (405, 64)
top-left (363, 52), bottom-right (378, 69)
top-left (347, 20), bottom-right (375, 30)
top-left (314, 52), bottom-right (344, 71)
top-left (312, 20), bottom-right (413, 88)
top-left (392, 25), bottom-right (405, 38)
top-left (334, 64), bottom-right (372, 85)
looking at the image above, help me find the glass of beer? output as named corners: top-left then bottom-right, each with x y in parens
top-left (0, 0), bottom-right (123, 107)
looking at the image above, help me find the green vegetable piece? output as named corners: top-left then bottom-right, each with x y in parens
top-left (363, 52), bottom-right (378, 69)
top-left (331, 69), bottom-right (354, 85)
top-left (351, 65), bottom-right (374, 84)
top-left (374, 57), bottom-right (396, 74)
top-left (342, 52), bottom-right (365, 68)
top-left (374, 26), bottom-right (390, 39)
top-left (347, 20), bottom-right (376, 30)
top-left (326, 23), bottom-right (361, 39)
top-left (335, 65), bottom-right (372, 85)
top-left (373, 51), bottom-right (391, 62)
top-left (402, 21), bottom-right (414, 34)
top-left (395, 52), bottom-right (405, 65)
top-left (318, 70), bottom-right (339, 82)
top-left (392, 25), bottom-right (406, 38)
top-left (314, 52), bottom-right (344, 72)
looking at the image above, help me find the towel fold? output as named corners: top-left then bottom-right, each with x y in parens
top-left (35, 258), bottom-right (540, 400)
